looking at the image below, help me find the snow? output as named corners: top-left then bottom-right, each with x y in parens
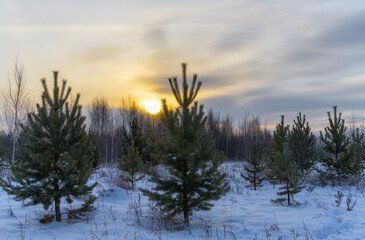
top-left (98, 186), bottom-right (128, 202)
top-left (0, 162), bottom-right (365, 239)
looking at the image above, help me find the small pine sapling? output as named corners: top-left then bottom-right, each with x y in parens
top-left (119, 141), bottom-right (145, 190)
top-left (334, 190), bottom-right (344, 207)
top-left (121, 117), bottom-right (154, 168)
top-left (288, 112), bottom-right (316, 174)
top-left (349, 128), bottom-right (364, 175)
top-left (319, 106), bottom-right (359, 181)
top-left (241, 136), bottom-right (265, 190)
top-left (268, 116), bottom-right (303, 205)
top-left (270, 143), bottom-right (304, 205)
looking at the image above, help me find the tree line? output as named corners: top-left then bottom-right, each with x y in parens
top-left (0, 60), bottom-right (273, 164)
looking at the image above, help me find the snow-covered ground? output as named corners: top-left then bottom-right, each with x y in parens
top-left (1, 162), bottom-right (365, 240)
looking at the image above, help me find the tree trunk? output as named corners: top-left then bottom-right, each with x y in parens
top-left (183, 191), bottom-right (189, 225)
top-left (254, 171), bottom-right (257, 190)
top-left (286, 179), bottom-right (290, 206)
top-left (105, 134), bottom-right (108, 165)
top-left (11, 105), bottom-right (18, 163)
top-left (11, 132), bottom-right (16, 163)
top-left (55, 197), bottom-right (61, 222)
top-left (131, 174), bottom-right (134, 190)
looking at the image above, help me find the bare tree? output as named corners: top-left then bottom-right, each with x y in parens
top-left (88, 95), bottom-right (111, 164)
top-left (2, 58), bottom-right (29, 163)
top-left (118, 95), bottom-right (141, 128)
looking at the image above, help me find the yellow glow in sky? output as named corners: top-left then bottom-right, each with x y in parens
top-left (144, 101), bottom-right (161, 114)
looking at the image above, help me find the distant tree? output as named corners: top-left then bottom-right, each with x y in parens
top-left (288, 112), bottom-right (316, 174)
top-left (0, 72), bottom-right (100, 222)
top-left (319, 106), bottom-right (359, 178)
top-left (221, 115), bottom-right (233, 159)
top-left (141, 63), bottom-right (229, 225)
top-left (238, 113), bottom-right (272, 160)
top-left (118, 141), bottom-right (144, 190)
top-left (0, 135), bottom-right (4, 169)
top-left (207, 109), bottom-right (221, 152)
top-left (241, 136), bottom-right (265, 190)
top-left (121, 117), bottom-right (153, 167)
top-left (2, 58), bottom-right (30, 163)
top-left (267, 116), bottom-right (303, 205)
top-left (89, 96), bottom-right (111, 164)
top-left (205, 110), bottom-right (271, 160)
top-left (119, 95), bottom-right (141, 128)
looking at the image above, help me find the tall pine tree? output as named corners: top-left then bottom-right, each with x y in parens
top-left (141, 63), bottom-right (229, 225)
top-left (267, 116), bottom-right (303, 206)
top-left (0, 71), bottom-right (100, 222)
top-left (319, 106), bottom-right (358, 179)
top-left (241, 136), bottom-right (265, 190)
top-left (288, 112), bottom-right (316, 174)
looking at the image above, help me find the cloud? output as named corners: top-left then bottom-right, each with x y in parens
top-left (1, 0), bottom-right (365, 131)
top-left (144, 24), bottom-right (168, 49)
top-left (313, 13), bottom-right (365, 48)
top-left (77, 47), bottom-right (125, 64)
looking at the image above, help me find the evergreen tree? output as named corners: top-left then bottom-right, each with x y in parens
top-left (121, 117), bottom-right (154, 167)
top-left (349, 128), bottom-right (364, 174)
top-left (241, 136), bottom-right (265, 190)
top-left (288, 112), bottom-right (316, 174)
top-left (319, 106), bottom-right (358, 178)
top-left (118, 141), bottom-right (144, 190)
top-left (0, 71), bottom-right (100, 222)
top-left (267, 116), bottom-right (303, 205)
top-left (141, 63), bottom-right (229, 225)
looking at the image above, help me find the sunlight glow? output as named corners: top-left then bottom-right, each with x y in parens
top-left (144, 101), bottom-right (161, 114)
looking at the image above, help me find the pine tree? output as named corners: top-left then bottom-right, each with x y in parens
top-left (241, 136), bottom-right (265, 190)
top-left (288, 112), bottom-right (316, 174)
top-left (0, 71), bottom-right (100, 222)
top-left (141, 63), bottom-right (229, 225)
top-left (118, 141), bottom-right (144, 190)
top-left (121, 117), bottom-right (154, 167)
top-left (267, 116), bottom-right (303, 205)
top-left (319, 106), bottom-right (357, 178)
top-left (349, 128), bottom-right (364, 174)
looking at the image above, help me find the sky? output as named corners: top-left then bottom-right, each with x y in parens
top-left (1, 0), bottom-right (365, 130)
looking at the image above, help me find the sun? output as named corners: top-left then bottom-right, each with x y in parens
top-left (145, 101), bottom-right (161, 114)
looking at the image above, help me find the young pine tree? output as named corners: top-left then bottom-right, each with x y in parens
top-left (241, 136), bottom-right (265, 190)
top-left (0, 72), bottom-right (100, 222)
top-left (141, 63), bottom-right (229, 225)
top-left (267, 116), bottom-right (303, 206)
top-left (349, 128), bottom-right (364, 174)
top-left (118, 141), bottom-right (144, 190)
top-left (319, 106), bottom-right (358, 179)
top-left (121, 117), bottom-right (154, 167)
top-left (288, 112), bottom-right (316, 174)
